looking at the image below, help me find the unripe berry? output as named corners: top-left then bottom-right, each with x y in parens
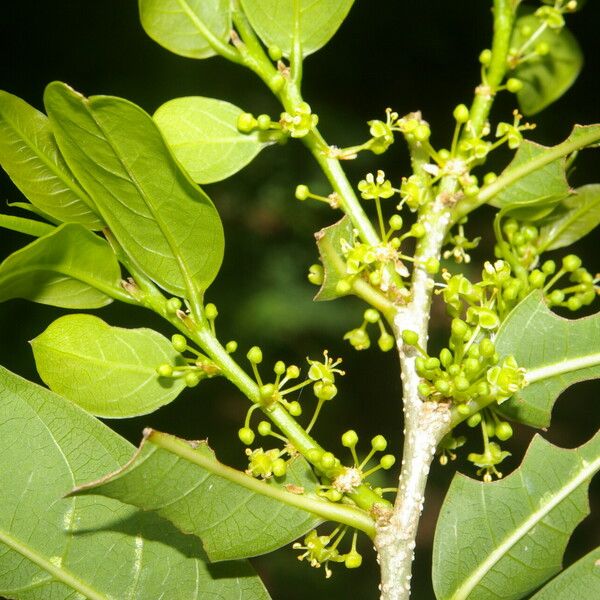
top-left (453, 104), bottom-right (470, 124)
top-left (402, 329), bottom-right (419, 346)
top-left (341, 430), bottom-right (358, 448)
top-left (257, 421), bottom-right (272, 436)
top-left (371, 435), bottom-right (387, 452)
top-left (156, 364), bottom-right (173, 377)
top-left (562, 254), bottom-right (582, 272)
top-left (238, 427), bottom-right (255, 445)
top-left (495, 421), bottom-right (513, 441)
top-left (166, 297), bottom-right (182, 314)
top-left (247, 346), bottom-right (263, 364)
top-left (205, 303), bottom-right (218, 320)
top-left (295, 184), bottom-right (310, 201)
top-left (378, 333), bottom-right (395, 352)
top-left (380, 454), bottom-right (396, 470)
top-left (364, 308), bottom-right (380, 323)
top-left (506, 78), bottom-right (523, 93)
top-left (171, 334), bottom-right (187, 353)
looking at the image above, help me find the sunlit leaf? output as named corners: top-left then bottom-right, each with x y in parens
top-left (154, 96), bottom-right (268, 183)
top-left (0, 366), bottom-right (269, 600)
top-left (0, 223), bottom-right (121, 309)
top-left (433, 432), bottom-right (600, 600)
top-left (138, 0), bottom-right (231, 59)
top-left (495, 292), bottom-right (600, 428)
top-left (0, 90), bottom-right (103, 229)
top-left (44, 82), bottom-right (224, 298)
top-left (31, 314), bottom-right (187, 418)
top-left (0, 212), bottom-right (54, 237)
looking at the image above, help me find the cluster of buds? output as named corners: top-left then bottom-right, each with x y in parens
top-left (344, 308), bottom-right (395, 352)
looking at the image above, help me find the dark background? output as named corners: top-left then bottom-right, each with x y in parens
top-left (1, 2), bottom-right (599, 599)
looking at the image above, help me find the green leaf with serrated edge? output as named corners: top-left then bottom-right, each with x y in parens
top-left (44, 82), bottom-right (224, 298)
top-left (538, 184), bottom-right (600, 251)
top-left (530, 546), bottom-right (600, 599)
top-left (494, 292), bottom-right (600, 428)
top-left (31, 314), bottom-right (187, 418)
top-left (0, 213), bottom-right (54, 237)
top-left (72, 429), bottom-right (376, 561)
top-left (138, 0), bottom-right (231, 59)
top-left (0, 90), bottom-right (103, 229)
top-left (314, 216), bottom-right (353, 301)
top-left (486, 124), bottom-right (600, 210)
top-left (0, 366), bottom-right (269, 600)
top-left (511, 15), bottom-right (583, 116)
top-left (154, 97), bottom-right (268, 184)
top-left (0, 223), bottom-right (121, 309)
top-left (241, 0), bottom-right (355, 57)
top-left (432, 432), bottom-right (600, 600)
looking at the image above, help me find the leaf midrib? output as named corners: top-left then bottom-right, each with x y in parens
top-left (526, 352), bottom-right (600, 385)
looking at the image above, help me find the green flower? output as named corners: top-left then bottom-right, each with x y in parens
top-left (358, 170), bottom-right (395, 200)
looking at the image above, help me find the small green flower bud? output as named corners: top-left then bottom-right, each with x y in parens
top-left (506, 78), bottom-right (523, 93)
top-left (341, 430), bottom-right (358, 448)
top-left (467, 412), bottom-right (481, 427)
top-left (410, 223), bottom-right (426, 238)
top-left (260, 384), bottom-right (275, 401)
top-left (171, 334), bottom-right (187, 353)
top-left (485, 421), bottom-right (495, 438)
top-left (225, 340), bottom-right (238, 353)
top-left (306, 448), bottom-right (323, 463)
top-left (237, 112), bottom-right (257, 133)
top-left (535, 41), bottom-right (550, 56)
top-left (295, 184), bottom-right (310, 201)
top-left (495, 422), bottom-right (513, 441)
top-left (268, 45), bottom-right (283, 61)
top-left (464, 357), bottom-right (480, 376)
top-left (286, 365), bottom-right (300, 379)
top-left (287, 400), bottom-right (302, 416)
top-left (378, 333), bottom-right (395, 352)
top-left (440, 348), bottom-right (453, 368)
top-left (414, 123), bottom-right (431, 142)
top-left (548, 289), bottom-right (565, 305)
top-left (418, 382), bottom-right (432, 397)
top-left (380, 454), bottom-right (395, 470)
top-left (402, 329), bottom-right (419, 346)
top-left (542, 260), bottom-right (556, 275)
top-left (562, 254), bottom-right (582, 272)
top-left (371, 435), bottom-right (387, 452)
top-left (364, 308), bottom-right (380, 323)
top-left (308, 264), bottom-right (324, 285)
top-left (238, 427), bottom-right (255, 445)
top-left (567, 296), bottom-right (582, 311)
top-left (257, 421), bottom-right (272, 436)
top-left (451, 318), bottom-right (468, 339)
top-left (425, 257), bottom-right (440, 274)
top-left (336, 279), bottom-right (352, 295)
top-left (529, 270), bottom-right (546, 288)
top-left (274, 361), bottom-right (286, 376)
top-left (435, 379), bottom-right (451, 395)
top-left (272, 458), bottom-right (287, 477)
top-left (448, 364), bottom-right (461, 377)
top-left (247, 346), bottom-right (263, 364)
top-left (344, 328), bottom-right (370, 350)
top-left (320, 452), bottom-right (336, 469)
top-left (424, 357), bottom-right (440, 370)
top-left (185, 372), bottom-right (201, 387)
top-left (166, 297), bottom-right (182, 314)
top-left (453, 104), bottom-right (469, 124)
top-left (454, 375), bottom-right (470, 392)
top-left (479, 49), bottom-right (492, 65)
top-left (479, 338), bottom-right (495, 358)
top-left (483, 172), bottom-right (497, 185)
top-left (345, 550), bottom-right (363, 569)
top-left (457, 404), bottom-right (470, 415)
top-left (256, 114), bottom-right (271, 131)
top-left (324, 489), bottom-right (343, 502)
top-left (389, 214), bottom-right (403, 230)
top-left (205, 303), bottom-right (218, 320)
top-left (270, 73), bottom-right (285, 91)
top-left (156, 364), bottom-right (173, 377)
top-left (314, 381), bottom-right (338, 400)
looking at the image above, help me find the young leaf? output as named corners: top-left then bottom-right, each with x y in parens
top-left (0, 90), bottom-right (103, 229)
top-left (0, 223), bottom-right (122, 309)
top-left (138, 0), bottom-right (231, 59)
top-left (240, 0), bottom-right (355, 57)
top-left (31, 314), bottom-right (188, 418)
top-left (0, 213), bottom-right (55, 237)
top-left (154, 96), bottom-right (268, 183)
top-left (0, 366), bottom-right (269, 600)
top-left (72, 429), bottom-right (375, 561)
top-left (530, 547), bottom-right (600, 599)
top-left (314, 216), bottom-right (354, 301)
top-left (432, 432), bottom-right (600, 600)
top-left (538, 184), bottom-right (600, 251)
top-left (495, 292), bottom-right (600, 428)
top-left (485, 124), bottom-right (600, 210)
top-left (44, 82), bottom-right (224, 299)
top-left (511, 15), bottom-right (583, 116)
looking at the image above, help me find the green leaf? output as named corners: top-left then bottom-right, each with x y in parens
top-left (31, 314), bottom-right (187, 418)
top-left (0, 365), bottom-right (269, 600)
top-left (538, 184), bottom-right (600, 251)
top-left (138, 0), bottom-right (231, 59)
top-left (0, 212), bottom-right (55, 237)
top-left (486, 124), bottom-right (600, 210)
top-left (240, 0), bottom-right (355, 57)
top-left (511, 15), bottom-right (583, 116)
top-left (154, 96), bottom-right (268, 183)
top-left (72, 429), bottom-right (375, 561)
top-left (314, 216), bottom-right (353, 301)
top-left (0, 223), bottom-right (122, 309)
top-left (432, 432), bottom-right (600, 600)
top-left (7, 200), bottom-right (63, 225)
top-left (495, 292), bottom-right (600, 428)
top-left (0, 90), bottom-right (103, 229)
top-left (530, 546), bottom-right (600, 599)
top-left (44, 82), bottom-right (224, 298)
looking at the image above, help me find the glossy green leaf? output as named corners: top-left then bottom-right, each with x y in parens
top-left (44, 82), bottom-right (224, 298)
top-left (487, 125), bottom-right (600, 210)
top-left (0, 223), bottom-right (122, 309)
top-left (0, 366), bottom-right (269, 600)
top-left (531, 546), bottom-right (600, 599)
top-left (240, 0), bottom-right (355, 57)
top-left (73, 429), bottom-right (375, 561)
top-left (314, 216), bottom-right (353, 301)
top-left (0, 212), bottom-right (54, 237)
top-left (31, 314), bottom-right (187, 418)
top-left (495, 292), bottom-right (600, 428)
top-left (512, 15), bottom-right (583, 116)
top-left (0, 90), bottom-right (103, 229)
top-left (7, 200), bottom-right (62, 225)
top-left (138, 0), bottom-right (231, 59)
top-left (538, 184), bottom-right (600, 251)
top-left (432, 432), bottom-right (600, 600)
top-left (154, 96), bottom-right (268, 183)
